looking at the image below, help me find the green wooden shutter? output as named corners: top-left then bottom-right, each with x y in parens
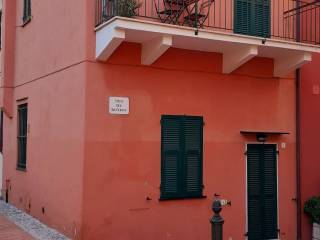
top-left (247, 144), bottom-right (263, 239)
top-left (183, 117), bottom-right (203, 197)
top-left (161, 116), bottom-right (183, 199)
top-left (161, 115), bottom-right (203, 199)
top-left (17, 103), bottom-right (28, 169)
top-left (234, 0), bottom-right (251, 35)
top-left (247, 144), bottom-right (277, 240)
top-left (261, 145), bottom-right (278, 239)
top-left (234, 0), bottom-right (271, 37)
top-left (252, 0), bottom-right (271, 37)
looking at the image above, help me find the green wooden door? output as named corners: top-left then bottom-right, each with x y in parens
top-left (247, 144), bottom-right (278, 239)
top-left (234, 0), bottom-right (271, 37)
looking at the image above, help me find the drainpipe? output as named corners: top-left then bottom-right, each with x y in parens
top-left (296, 0), bottom-right (301, 239)
top-left (296, 68), bottom-right (301, 240)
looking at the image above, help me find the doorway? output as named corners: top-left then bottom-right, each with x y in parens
top-left (246, 143), bottom-right (278, 239)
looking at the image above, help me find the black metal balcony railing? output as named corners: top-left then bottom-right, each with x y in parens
top-left (95, 0), bottom-right (320, 46)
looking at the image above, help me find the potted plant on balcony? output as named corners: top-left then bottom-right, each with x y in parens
top-left (304, 196), bottom-right (320, 240)
top-left (116, 0), bottom-right (142, 18)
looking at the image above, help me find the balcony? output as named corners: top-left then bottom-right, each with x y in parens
top-left (95, 0), bottom-right (320, 77)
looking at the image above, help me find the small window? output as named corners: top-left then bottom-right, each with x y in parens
top-left (23, 0), bottom-right (31, 24)
top-left (17, 103), bottom-right (28, 170)
top-left (160, 115), bottom-right (204, 200)
top-left (0, 10), bottom-right (2, 48)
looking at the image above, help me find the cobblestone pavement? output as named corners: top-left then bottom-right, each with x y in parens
top-left (0, 200), bottom-right (70, 240)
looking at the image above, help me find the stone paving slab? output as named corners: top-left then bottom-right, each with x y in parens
top-left (0, 215), bottom-right (34, 240)
top-left (0, 201), bottom-right (70, 240)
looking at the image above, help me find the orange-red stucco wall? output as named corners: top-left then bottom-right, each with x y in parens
top-left (81, 43), bottom-right (297, 240)
top-left (301, 53), bottom-right (320, 240)
top-left (1, 0), bottom-right (88, 238)
top-left (1, 0), bottom-right (300, 239)
top-left (3, 65), bottom-right (86, 238)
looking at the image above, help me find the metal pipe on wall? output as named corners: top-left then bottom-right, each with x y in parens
top-left (295, 0), bottom-right (301, 239)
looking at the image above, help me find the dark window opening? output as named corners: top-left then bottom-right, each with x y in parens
top-left (17, 103), bottom-right (28, 170)
top-left (23, 0), bottom-right (31, 24)
top-left (0, 10), bottom-right (2, 48)
top-left (160, 115), bottom-right (204, 200)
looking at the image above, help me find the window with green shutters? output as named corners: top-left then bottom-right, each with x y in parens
top-left (234, 0), bottom-right (271, 38)
top-left (17, 103), bottom-right (28, 170)
top-left (23, 0), bottom-right (32, 24)
top-left (160, 115), bottom-right (204, 200)
top-left (247, 144), bottom-right (278, 240)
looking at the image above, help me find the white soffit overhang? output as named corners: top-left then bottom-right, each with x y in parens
top-left (95, 17), bottom-right (320, 77)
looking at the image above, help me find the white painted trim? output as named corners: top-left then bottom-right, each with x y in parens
top-left (95, 17), bottom-right (320, 75)
top-left (245, 143), bottom-right (280, 240)
top-left (223, 45), bottom-right (258, 74)
top-left (141, 35), bottom-right (172, 65)
top-left (96, 17), bottom-right (320, 53)
top-left (274, 52), bottom-right (312, 77)
top-left (96, 23), bottom-right (125, 61)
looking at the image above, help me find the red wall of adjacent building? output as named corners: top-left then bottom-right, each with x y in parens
top-left (1, 0), bottom-right (88, 238)
top-left (301, 53), bottom-right (320, 240)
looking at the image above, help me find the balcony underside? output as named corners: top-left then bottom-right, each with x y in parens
top-left (95, 17), bottom-right (320, 77)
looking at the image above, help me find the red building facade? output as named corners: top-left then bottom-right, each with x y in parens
top-left (301, 53), bottom-right (320, 240)
top-left (0, 0), bottom-right (319, 239)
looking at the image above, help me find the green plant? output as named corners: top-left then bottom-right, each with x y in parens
top-left (304, 196), bottom-right (320, 224)
top-left (116, 0), bottom-right (142, 18)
